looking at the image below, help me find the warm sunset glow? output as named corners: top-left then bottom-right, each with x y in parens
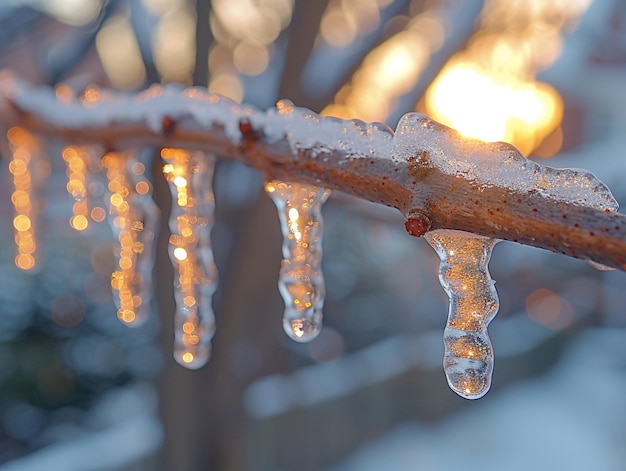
top-left (425, 63), bottom-right (562, 154)
top-left (322, 10), bottom-right (444, 122)
top-left (422, 0), bottom-right (590, 156)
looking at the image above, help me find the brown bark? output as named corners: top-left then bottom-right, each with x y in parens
top-left (2, 76), bottom-right (625, 271)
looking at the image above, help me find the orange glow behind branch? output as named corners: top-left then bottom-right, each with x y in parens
top-left (423, 0), bottom-right (591, 156)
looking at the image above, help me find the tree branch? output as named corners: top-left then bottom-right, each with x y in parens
top-left (1, 74), bottom-right (625, 270)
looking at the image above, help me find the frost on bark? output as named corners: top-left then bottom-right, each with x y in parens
top-left (0, 75), bottom-right (624, 398)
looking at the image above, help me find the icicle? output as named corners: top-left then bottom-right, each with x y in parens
top-left (62, 145), bottom-right (91, 231)
top-left (162, 148), bottom-right (218, 369)
top-left (102, 149), bottom-right (159, 327)
top-left (6, 127), bottom-right (46, 271)
top-left (265, 181), bottom-right (331, 342)
top-left (425, 230), bottom-right (499, 400)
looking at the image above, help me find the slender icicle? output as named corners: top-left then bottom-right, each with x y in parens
top-left (62, 145), bottom-right (91, 231)
top-left (102, 149), bottom-right (159, 327)
top-left (265, 181), bottom-right (331, 342)
top-left (162, 148), bottom-right (218, 369)
top-left (5, 127), bottom-right (44, 271)
top-left (425, 229), bottom-right (499, 399)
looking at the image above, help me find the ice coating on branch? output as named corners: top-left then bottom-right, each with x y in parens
top-left (425, 230), bottom-right (499, 399)
top-left (0, 75), bottom-right (394, 160)
top-left (162, 149), bottom-right (218, 369)
top-left (392, 113), bottom-right (618, 210)
top-left (265, 181), bottom-right (331, 342)
top-left (103, 149), bottom-right (159, 326)
top-left (263, 99), bottom-right (394, 159)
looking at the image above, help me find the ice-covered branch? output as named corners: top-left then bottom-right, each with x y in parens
top-left (1, 74), bottom-right (625, 271)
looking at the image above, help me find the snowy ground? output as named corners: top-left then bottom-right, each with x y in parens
top-left (0, 383), bottom-right (162, 471)
top-left (326, 327), bottom-right (626, 471)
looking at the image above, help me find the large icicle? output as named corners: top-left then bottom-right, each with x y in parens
top-left (162, 148), bottom-right (218, 369)
top-left (425, 230), bottom-right (499, 400)
top-left (265, 181), bottom-right (331, 342)
top-left (102, 149), bottom-right (159, 327)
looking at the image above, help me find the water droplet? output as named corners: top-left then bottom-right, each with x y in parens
top-left (425, 230), bottom-right (499, 399)
top-left (265, 181), bottom-right (331, 343)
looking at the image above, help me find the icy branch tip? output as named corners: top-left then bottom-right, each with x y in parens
top-left (392, 112), bottom-right (618, 211)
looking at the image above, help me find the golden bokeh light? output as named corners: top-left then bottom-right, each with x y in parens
top-left (526, 288), bottom-right (573, 330)
top-left (424, 61), bottom-right (563, 155)
top-left (233, 42), bottom-right (270, 76)
top-left (319, 0), bottom-right (384, 48)
top-left (422, 0), bottom-right (589, 156)
top-left (153, 4), bottom-right (196, 84)
top-left (322, 10), bottom-right (444, 122)
top-left (95, 12), bottom-right (147, 90)
top-left (63, 146), bottom-right (92, 231)
top-left (91, 206), bottom-right (107, 222)
top-left (182, 352), bottom-right (194, 364)
top-left (207, 0), bottom-right (295, 100)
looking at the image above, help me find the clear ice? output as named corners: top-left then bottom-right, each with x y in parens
top-left (5, 127), bottom-right (42, 271)
top-left (102, 149), bottom-right (159, 327)
top-left (392, 113), bottom-right (618, 211)
top-left (425, 230), bottom-right (499, 399)
top-left (265, 181), bottom-right (331, 342)
top-left (61, 146), bottom-right (91, 231)
top-left (162, 149), bottom-right (218, 369)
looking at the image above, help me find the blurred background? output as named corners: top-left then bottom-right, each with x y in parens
top-left (0, 0), bottom-right (624, 470)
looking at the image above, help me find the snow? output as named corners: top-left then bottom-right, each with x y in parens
top-left (0, 75), bottom-right (395, 161)
top-left (0, 383), bottom-right (162, 471)
top-left (326, 328), bottom-right (626, 471)
top-left (243, 313), bottom-right (555, 420)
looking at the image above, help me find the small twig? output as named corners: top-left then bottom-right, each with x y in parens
top-left (1, 74), bottom-right (625, 270)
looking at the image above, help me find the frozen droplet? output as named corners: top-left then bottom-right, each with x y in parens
top-left (284, 314), bottom-right (322, 342)
top-left (162, 148), bottom-right (218, 369)
top-left (265, 181), bottom-right (331, 343)
top-left (103, 149), bottom-right (159, 327)
top-left (425, 229), bottom-right (499, 399)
